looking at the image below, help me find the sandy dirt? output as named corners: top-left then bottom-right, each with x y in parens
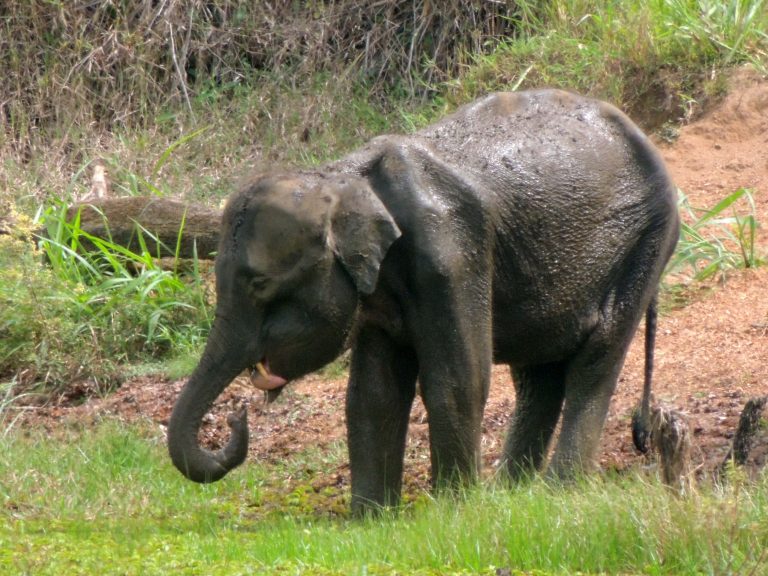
top-left (18, 67), bottom-right (768, 499)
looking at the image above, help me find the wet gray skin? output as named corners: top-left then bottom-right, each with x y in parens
top-left (167, 89), bottom-right (679, 515)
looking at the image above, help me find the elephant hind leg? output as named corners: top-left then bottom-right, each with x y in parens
top-left (548, 317), bottom-right (635, 478)
top-left (503, 362), bottom-right (566, 481)
top-left (550, 234), bottom-right (668, 478)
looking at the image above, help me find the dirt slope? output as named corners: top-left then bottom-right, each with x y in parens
top-left (24, 67), bottom-right (768, 494)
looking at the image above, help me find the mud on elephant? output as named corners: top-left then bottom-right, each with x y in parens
top-left (168, 89), bottom-right (680, 514)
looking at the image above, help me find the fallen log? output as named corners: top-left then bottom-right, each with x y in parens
top-left (67, 196), bottom-right (221, 260)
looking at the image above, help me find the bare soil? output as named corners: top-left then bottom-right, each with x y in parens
top-left (20, 68), bottom-right (768, 498)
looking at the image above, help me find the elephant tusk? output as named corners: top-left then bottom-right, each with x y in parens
top-left (255, 362), bottom-right (270, 379)
top-left (250, 361), bottom-right (287, 391)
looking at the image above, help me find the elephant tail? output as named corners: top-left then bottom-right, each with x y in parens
top-left (631, 293), bottom-right (658, 453)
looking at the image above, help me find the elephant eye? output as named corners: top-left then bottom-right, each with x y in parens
top-left (249, 276), bottom-right (269, 295)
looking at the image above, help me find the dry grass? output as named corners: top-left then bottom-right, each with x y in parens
top-left (1, 0), bottom-right (517, 162)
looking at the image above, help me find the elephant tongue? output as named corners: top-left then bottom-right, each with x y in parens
top-left (249, 361), bottom-right (287, 390)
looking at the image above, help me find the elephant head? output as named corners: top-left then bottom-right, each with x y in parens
top-left (168, 172), bottom-right (401, 483)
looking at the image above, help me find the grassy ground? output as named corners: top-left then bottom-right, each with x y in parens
top-left (1, 421), bottom-right (766, 575)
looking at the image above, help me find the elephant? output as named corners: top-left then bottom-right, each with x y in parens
top-left (168, 89), bottom-right (680, 514)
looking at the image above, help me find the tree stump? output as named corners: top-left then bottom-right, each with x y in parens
top-left (650, 405), bottom-right (693, 490)
top-left (67, 196), bottom-right (221, 260)
top-left (718, 396), bottom-right (768, 480)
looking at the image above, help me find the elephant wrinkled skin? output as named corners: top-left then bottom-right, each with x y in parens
top-left (168, 89), bottom-right (680, 514)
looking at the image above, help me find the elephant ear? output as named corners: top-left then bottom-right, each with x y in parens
top-left (328, 177), bottom-right (401, 295)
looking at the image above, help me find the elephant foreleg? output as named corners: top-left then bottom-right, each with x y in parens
top-left (346, 327), bottom-right (418, 515)
top-left (416, 312), bottom-right (492, 489)
top-left (419, 368), bottom-right (489, 488)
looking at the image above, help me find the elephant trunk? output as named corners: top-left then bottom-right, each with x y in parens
top-left (167, 323), bottom-right (252, 483)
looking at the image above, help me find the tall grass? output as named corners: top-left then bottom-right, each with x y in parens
top-left (40, 200), bottom-right (213, 351)
top-left (661, 0), bottom-right (768, 67)
top-left (5, 0), bottom-right (768, 210)
top-left (0, 0), bottom-right (515, 165)
top-left (0, 421), bottom-right (766, 574)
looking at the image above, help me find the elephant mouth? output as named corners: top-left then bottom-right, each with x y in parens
top-left (249, 360), bottom-right (288, 391)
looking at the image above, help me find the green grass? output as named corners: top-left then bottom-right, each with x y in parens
top-left (0, 421), bottom-right (766, 575)
top-left (448, 0), bottom-right (768, 103)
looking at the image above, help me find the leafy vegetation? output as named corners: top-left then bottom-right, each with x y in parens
top-left (668, 187), bottom-right (761, 283)
top-left (0, 200), bottom-right (211, 394)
